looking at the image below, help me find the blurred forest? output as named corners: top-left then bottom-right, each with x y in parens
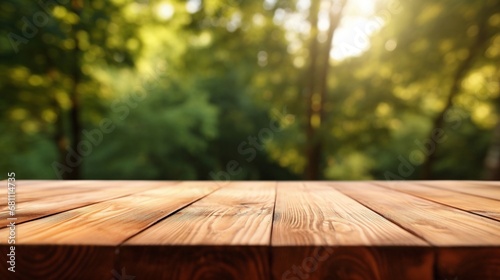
top-left (1, 0), bottom-right (499, 180)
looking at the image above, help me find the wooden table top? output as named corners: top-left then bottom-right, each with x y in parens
top-left (1, 181), bottom-right (499, 280)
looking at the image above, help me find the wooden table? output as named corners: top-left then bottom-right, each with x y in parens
top-left (1, 181), bottom-right (499, 280)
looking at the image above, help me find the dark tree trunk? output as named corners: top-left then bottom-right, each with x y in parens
top-left (67, 0), bottom-right (84, 179)
top-left (53, 100), bottom-right (71, 179)
top-left (43, 47), bottom-right (71, 180)
top-left (484, 122), bottom-right (500, 180)
top-left (304, 0), bottom-right (321, 180)
top-left (305, 0), bottom-right (346, 180)
top-left (483, 77), bottom-right (500, 180)
top-left (421, 19), bottom-right (489, 179)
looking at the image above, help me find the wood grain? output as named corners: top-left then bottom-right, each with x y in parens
top-left (332, 182), bottom-right (500, 246)
top-left (0, 245), bottom-right (115, 280)
top-left (272, 182), bottom-right (426, 246)
top-left (418, 181), bottom-right (500, 201)
top-left (272, 182), bottom-right (431, 280)
top-left (0, 181), bottom-right (217, 280)
top-left (1, 180), bottom-right (175, 200)
top-left (122, 181), bottom-right (276, 280)
top-left (334, 182), bottom-right (500, 280)
top-left (119, 246), bottom-right (269, 280)
top-left (0, 181), bottom-right (217, 245)
top-left (0, 180), bottom-right (97, 207)
top-left (273, 246), bottom-right (433, 280)
top-left (436, 247), bottom-right (500, 280)
top-left (0, 181), bottom-right (174, 228)
top-left (1, 180), bottom-right (500, 280)
top-left (125, 181), bottom-right (276, 245)
top-left (374, 181), bottom-right (500, 221)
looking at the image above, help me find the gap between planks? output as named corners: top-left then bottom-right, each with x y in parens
top-left (329, 181), bottom-right (500, 246)
top-left (3, 181), bottom-right (499, 280)
top-left (417, 180), bottom-right (500, 201)
top-left (372, 181), bottom-right (500, 223)
top-left (0, 181), bottom-right (181, 228)
top-left (116, 183), bottom-right (223, 246)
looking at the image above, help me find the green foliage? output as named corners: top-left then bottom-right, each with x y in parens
top-left (1, 0), bottom-right (499, 180)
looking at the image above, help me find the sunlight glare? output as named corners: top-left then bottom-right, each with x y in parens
top-left (157, 3), bottom-right (174, 20)
top-left (277, 0), bottom-right (383, 61)
top-left (186, 0), bottom-right (201, 14)
top-left (331, 0), bottom-right (380, 61)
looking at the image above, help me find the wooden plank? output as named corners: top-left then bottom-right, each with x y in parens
top-left (121, 181), bottom-right (276, 280)
top-left (1, 180), bottom-right (97, 195)
top-left (436, 247), bottom-right (500, 279)
top-left (333, 182), bottom-right (500, 280)
top-left (0, 180), bottom-right (162, 206)
top-left (273, 246), bottom-right (432, 280)
top-left (418, 180), bottom-right (500, 201)
top-left (471, 181), bottom-right (500, 186)
top-left (119, 246), bottom-right (269, 280)
top-left (332, 182), bottom-right (500, 245)
top-left (0, 181), bottom-right (113, 207)
top-left (1, 180), bottom-right (499, 280)
top-left (0, 181), bottom-right (174, 228)
top-left (0, 181), bottom-right (218, 280)
top-left (1, 180), bottom-right (55, 187)
top-left (125, 181), bottom-right (276, 245)
top-left (0, 181), bottom-right (217, 245)
top-left (272, 182), bottom-right (427, 246)
top-left (271, 182), bottom-right (432, 280)
top-left (0, 245), bottom-right (115, 280)
top-left (375, 181), bottom-right (500, 221)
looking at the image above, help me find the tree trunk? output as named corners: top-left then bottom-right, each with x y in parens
top-left (305, 0), bottom-right (346, 180)
top-left (53, 100), bottom-right (71, 179)
top-left (420, 19), bottom-right (489, 179)
top-left (67, 0), bottom-right (84, 179)
top-left (42, 46), bottom-right (72, 180)
top-left (484, 122), bottom-right (500, 180)
top-left (304, 0), bottom-right (321, 180)
top-left (483, 77), bottom-right (500, 180)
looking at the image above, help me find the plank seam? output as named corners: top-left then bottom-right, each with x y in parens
top-left (116, 186), bottom-right (220, 246)
top-left (417, 181), bottom-right (500, 202)
top-left (0, 193), bottom-right (145, 230)
top-left (331, 183), bottom-right (439, 279)
top-left (373, 182), bottom-right (500, 224)
top-left (268, 181), bottom-right (278, 280)
top-left (0, 182), bottom-right (178, 229)
top-left (113, 185), bottom-right (221, 275)
top-left (329, 183), bottom-right (433, 246)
